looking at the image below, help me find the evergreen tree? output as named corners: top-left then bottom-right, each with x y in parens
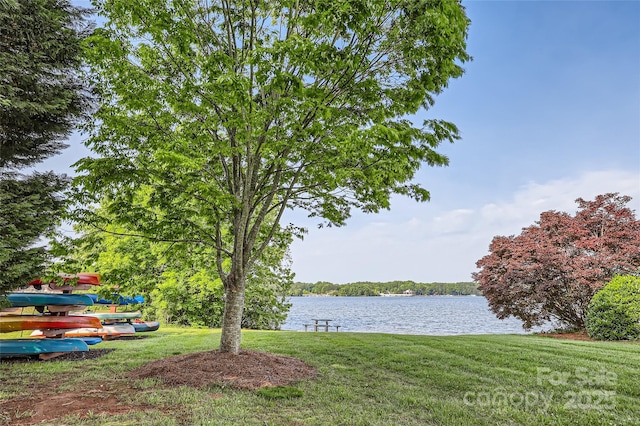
top-left (0, 0), bottom-right (91, 297)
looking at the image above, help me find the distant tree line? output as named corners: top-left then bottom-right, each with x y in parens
top-left (289, 281), bottom-right (481, 297)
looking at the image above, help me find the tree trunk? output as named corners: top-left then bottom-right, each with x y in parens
top-left (219, 276), bottom-right (246, 354)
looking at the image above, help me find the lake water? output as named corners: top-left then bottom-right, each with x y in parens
top-left (281, 296), bottom-right (538, 335)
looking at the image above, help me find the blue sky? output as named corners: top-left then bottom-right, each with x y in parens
top-left (48, 1), bottom-right (640, 284)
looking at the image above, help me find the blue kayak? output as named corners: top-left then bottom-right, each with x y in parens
top-left (7, 293), bottom-right (94, 307)
top-left (79, 337), bottom-right (102, 345)
top-left (0, 338), bottom-right (89, 357)
top-left (87, 294), bottom-right (145, 305)
top-left (132, 321), bottom-right (160, 332)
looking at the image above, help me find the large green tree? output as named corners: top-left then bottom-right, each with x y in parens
top-left (77, 0), bottom-right (471, 353)
top-left (0, 0), bottom-right (90, 298)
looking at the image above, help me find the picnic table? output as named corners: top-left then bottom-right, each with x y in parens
top-left (304, 319), bottom-right (340, 332)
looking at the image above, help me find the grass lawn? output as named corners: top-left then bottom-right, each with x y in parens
top-left (1, 328), bottom-right (638, 425)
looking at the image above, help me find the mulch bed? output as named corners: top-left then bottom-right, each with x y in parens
top-left (537, 331), bottom-right (639, 342)
top-left (128, 349), bottom-right (317, 390)
top-left (537, 331), bottom-right (595, 341)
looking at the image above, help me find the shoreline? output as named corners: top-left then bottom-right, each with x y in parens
top-left (290, 294), bottom-right (481, 297)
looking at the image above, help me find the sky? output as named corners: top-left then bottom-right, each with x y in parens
top-left (47, 1), bottom-right (640, 284)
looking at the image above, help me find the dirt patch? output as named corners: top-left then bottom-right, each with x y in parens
top-left (538, 331), bottom-right (640, 343)
top-left (129, 349), bottom-right (316, 390)
top-left (0, 381), bottom-right (155, 426)
top-left (0, 348), bottom-right (115, 364)
top-left (1, 350), bottom-right (316, 425)
top-left (537, 331), bottom-right (596, 341)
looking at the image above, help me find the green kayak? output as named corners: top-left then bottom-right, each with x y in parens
top-left (81, 311), bottom-right (142, 320)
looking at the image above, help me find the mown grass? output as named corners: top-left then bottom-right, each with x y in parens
top-left (1, 328), bottom-right (639, 425)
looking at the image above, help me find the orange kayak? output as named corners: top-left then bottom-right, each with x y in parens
top-left (0, 315), bottom-right (102, 333)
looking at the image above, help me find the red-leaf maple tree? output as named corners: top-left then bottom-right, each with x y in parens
top-left (473, 193), bottom-right (640, 330)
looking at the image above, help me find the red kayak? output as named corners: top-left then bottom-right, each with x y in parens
top-left (33, 323), bottom-right (136, 339)
top-left (0, 315), bottom-right (102, 333)
top-left (28, 273), bottom-right (101, 291)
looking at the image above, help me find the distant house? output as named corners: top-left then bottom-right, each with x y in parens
top-left (379, 289), bottom-right (416, 297)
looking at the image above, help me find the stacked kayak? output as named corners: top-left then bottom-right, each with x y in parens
top-left (7, 293), bottom-right (94, 307)
top-left (81, 310), bottom-right (160, 335)
top-left (5, 293), bottom-right (94, 314)
top-left (30, 309), bottom-right (160, 339)
top-left (85, 293), bottom-right (159, 333)
top-left (66, 311), bottom-right (141, 339)
top-left (2, 273), bottom-right (160, 357)
top-left (0, 339), bottom-right (89, 356)
top-left (83, 311), bottom-right (142, 321)
top-left (27, 273), bottom-right (101, 292)
top-left (0, 315), bottom-right (102, 332)
top-left (31, 323), bottom-right (135, 339)
top-left (0, 290), bottom-right (100, 359)
top-left (87, 294), bottom-right (145, 305)
top-left (133, 320), bottom-right (160, 332)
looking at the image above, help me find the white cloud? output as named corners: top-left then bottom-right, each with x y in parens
top-left (290, 169), bottom-right (640, 284)
top-left (431, 209), bottom-right (475, 235)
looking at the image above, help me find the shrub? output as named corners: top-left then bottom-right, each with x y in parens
top-left (585, 275), bottom-right (640, 341)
